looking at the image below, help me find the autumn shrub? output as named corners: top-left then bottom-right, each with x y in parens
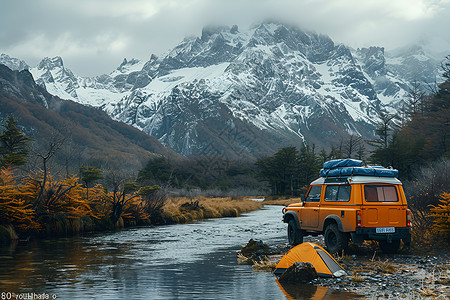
top-left (403, 159), bottom-right (450, 245)
top-left (121, 197), bottom-right (151, 226)
top-left (429, 193), bottom-right (450, 243)
top-left (86, 184), bottom-right (111, 220)
top-left (0, 167), bottom-right (40, 231)
top-left (139, 185), bottom-right (166, 222)
top-left (0, 166), bottom-right (264, 239)
top-left (24, 172), bottom-right (103, 235)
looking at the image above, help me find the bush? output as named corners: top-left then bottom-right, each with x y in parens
top-left (404, 160), bottom-right (450, 245)
top-left (430, 193), bottom-right (450, 232)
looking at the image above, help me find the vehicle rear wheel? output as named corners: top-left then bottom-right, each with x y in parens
top-left (287, 219), bottom-right (303, 246)
top-left (379, 240), bottom-right (401, 253)
top-left (324, 224), bottom-right (348, 254)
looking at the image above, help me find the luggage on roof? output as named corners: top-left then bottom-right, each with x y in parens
top-left (320, 159), bottom-right (398, 178)
top-left (322, 159), bottom-right (363, 169)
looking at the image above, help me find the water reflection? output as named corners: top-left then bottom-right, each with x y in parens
top-left (276, 279), bottom-right (361, 300)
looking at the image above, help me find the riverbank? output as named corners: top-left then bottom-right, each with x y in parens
top-left (243, 238), bottom-right (450, 299)
top-left (0, 196), bottom-right (265, 244)
top-left (262, 197), bottom-right (301, 206)
top-left (312, 242), bottom-right (450, 299)
top-left (159, 196), bottom-right (264, 224)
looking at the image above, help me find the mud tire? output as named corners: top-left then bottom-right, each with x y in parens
top-left (324, 224), bottom-right (348, 254)
top-left (288, 219), bottom-right (304, 246)
top-left (379, 239), bottom-right (401, 254)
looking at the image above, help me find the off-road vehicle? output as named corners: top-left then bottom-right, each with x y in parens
top-left (282, 159), bottom-right (411, 254)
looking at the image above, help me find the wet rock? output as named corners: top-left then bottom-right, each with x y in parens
top-left (239, 239), bottom-right (269, 262)
top-left (278, 262), bottom-right (318, 284)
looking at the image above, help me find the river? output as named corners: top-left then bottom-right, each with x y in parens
top-left (0, 205), bottom-right (360, 299)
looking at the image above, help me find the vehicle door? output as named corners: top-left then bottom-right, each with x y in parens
top-left (361, 184), bottom-right (407, 230)
top-left (301, 185), bottom-right (322, 229)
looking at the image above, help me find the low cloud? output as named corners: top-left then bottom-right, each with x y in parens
top-left (1, 0), bottom-right (449, 76)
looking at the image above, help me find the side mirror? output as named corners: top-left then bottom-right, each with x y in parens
top-left (301, 194), bottom-right (305, 203)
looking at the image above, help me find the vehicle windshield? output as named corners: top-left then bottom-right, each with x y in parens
top-left (305, 185), bottom-right (321, 202)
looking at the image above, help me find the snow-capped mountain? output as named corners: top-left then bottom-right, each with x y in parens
top-left (0, 54), bottom-right (30, 71)
top-left (2, 21), bottom-right (443, 158)
top-left (27, 56), bottom-right (148, 107)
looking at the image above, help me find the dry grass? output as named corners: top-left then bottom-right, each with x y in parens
top-left (373, 260), bottom-right (397, 274)
top-left (335, 253), bottom-right (353, 265)
top-left (252, 257), bottom-right (277, 272)
top-left (237, 252), bottom-right (252, 265)
top-left (262, 197), bottom-right (302, 206)
top-left (417, 287), bottom-right (438, 297)
top-left (161, 196), bottom-right (263, 224)
top-left (350, 271), bottom-right (365, 282)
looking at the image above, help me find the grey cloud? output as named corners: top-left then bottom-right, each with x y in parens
top-left (1, 0), bottom-right (449, 76)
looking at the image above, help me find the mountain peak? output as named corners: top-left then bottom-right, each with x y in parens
top-left (117, 58), bottom-right (142, 71)
top-left (0, 64), bottom-right (51, 107)
top-left (201, 25), bottom-right (231, 41)
top-left (0, 53), bottom-right (30, 71)
top-left (38, 56), bottom-right (64, 70)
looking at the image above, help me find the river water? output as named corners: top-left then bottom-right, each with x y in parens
top-left (0, 205), bottom-right (359, 299)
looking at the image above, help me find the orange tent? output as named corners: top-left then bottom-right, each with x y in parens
top-left (274, 243), bottom-right (345, 278)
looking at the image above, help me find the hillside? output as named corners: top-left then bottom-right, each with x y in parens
top-left (0, 64), bottom-right (181, 173)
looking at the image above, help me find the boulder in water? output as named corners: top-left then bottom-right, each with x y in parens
top-left (278, 262), bottom-right (318, 283)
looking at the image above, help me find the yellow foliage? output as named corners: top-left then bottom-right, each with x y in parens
top-left (1, 167), bottom-right (265, 234)
top-left (0, 167), bottom-right (40, 230)
top-left (26, 172), bottom-right (97, 221)
top-left (430, 192), bottom-right (450, 232)
top-left (0, 167), bottom-right (115, 232)
top-left (122, 197), bottom-right (150, 224)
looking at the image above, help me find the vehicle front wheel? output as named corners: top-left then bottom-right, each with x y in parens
top-left (379, 240), bottom-right (401, 254)
top-left (324, 224), bottom-right (348, 254)
top-left (287, 219), bottom-right (303, 246)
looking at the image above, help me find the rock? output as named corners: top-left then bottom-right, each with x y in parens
top-left (278, 262), bottom-right (318, 284)
top-left (240, 239), bottom-right (269, 261)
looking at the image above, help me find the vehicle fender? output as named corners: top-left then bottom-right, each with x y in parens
top-left (323, 215), bottom-right (344, 232)
top-left (283, 211), bottom-right (301, 230)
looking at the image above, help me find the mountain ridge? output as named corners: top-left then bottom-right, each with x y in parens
top-left (1, 21), bottom-right (444, 159)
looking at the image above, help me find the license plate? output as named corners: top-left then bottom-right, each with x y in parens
top-left (376, 227), bottom-right (395, 234)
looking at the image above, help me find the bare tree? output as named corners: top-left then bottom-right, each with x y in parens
top-left (368, 113), bottom-right (395, 149)
top-left (343, 135), bottom-right (363, 158)
top-left (31, 136), bottom-right (65, 209)
top-left (103, 168), bottom-right (138, 224)
top-left (356, 144), bottom-right (366, 160)
top-left (405, 80), bottom-right (425, 117)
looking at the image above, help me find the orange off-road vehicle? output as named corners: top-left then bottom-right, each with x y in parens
top-left (282, 159), bottom-right (411, 254)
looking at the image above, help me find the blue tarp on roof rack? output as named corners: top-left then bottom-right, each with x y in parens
top-left (320, 159), bottom-right (398, 178)
top-left (322, 159), bottom-right (363, 169)
top-left (320, 167), bottom-right (398, 178)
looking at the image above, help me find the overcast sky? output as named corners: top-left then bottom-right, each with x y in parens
top-left (1, 0), bottom-right (449, 77)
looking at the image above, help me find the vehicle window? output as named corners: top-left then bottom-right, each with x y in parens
top-left (306, 186), bottom-right (322, 202)
top-left (325, 185), bottom-right (351, 202)
top-left (364, 185), bottom-right (399, 202)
